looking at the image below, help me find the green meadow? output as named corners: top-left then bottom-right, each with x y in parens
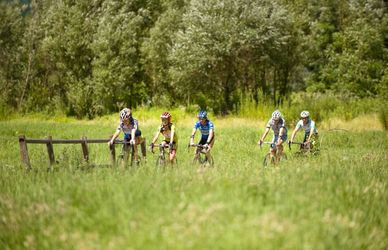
top-left (0, 112), bottom-right (387, 249)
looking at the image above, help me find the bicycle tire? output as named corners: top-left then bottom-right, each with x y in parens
top-left (202, 155), bottom-right (214, 167)
top-left (263, 153), bottom-right (275, 167)
top-left (156, 154), bottom-right (166, 167)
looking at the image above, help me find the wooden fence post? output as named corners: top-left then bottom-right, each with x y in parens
top-left (81, 136), bottom-right (89, 162)
top-left (46, 135), bottom-right (55, 167)
top-left (109, 143), bottom-right (116, 167)
top-left (18, 135), bottom-right (31, 170)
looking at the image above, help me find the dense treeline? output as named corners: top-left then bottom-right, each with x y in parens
top-left (0, 0), bottom-right (387, 118)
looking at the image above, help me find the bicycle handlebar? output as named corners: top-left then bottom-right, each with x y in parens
top-left (259, 141), bottom-right (275, 149)
top-left (288, 141), bottom-right (305, 150)
top-left (150, 143), bottom-right (170, 154)
top-left (188, 143), bottom-right (209, 149)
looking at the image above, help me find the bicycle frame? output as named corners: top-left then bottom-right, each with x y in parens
top-left (259, 141), bottom-right (287, 166)
top-left (116, 140), bottom-right (135, 167)
top-left (288, 141), bottom-right (319, 155)
top-left (189, 144), bottom-right (214, 166)
top-left (151, 143), bottom-right (170, 167)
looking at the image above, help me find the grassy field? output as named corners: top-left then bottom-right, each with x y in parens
top-left (0, 113), bottom-right (387, 249)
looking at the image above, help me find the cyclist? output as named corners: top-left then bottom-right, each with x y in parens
top-left (189, 110), bottom-right (215, 160)
top-left (150, 112), bottom-right (178, 164)
top-left (108, 108), bottom-right (146, 162)
top-left (289, 110), bottom-right (318, 150)
top-left (258, 110), bottom-right (288, 161)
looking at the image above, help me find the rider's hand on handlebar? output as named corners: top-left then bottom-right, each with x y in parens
top-left (130, 139), bottom-right (135, 145)
top-left (169, 143), bottom-right (174, 150)
top-left (149, 143), bottom-right (154, 153)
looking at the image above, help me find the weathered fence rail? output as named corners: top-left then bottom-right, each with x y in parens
top-left (18, 135), bottom-right (130, 169)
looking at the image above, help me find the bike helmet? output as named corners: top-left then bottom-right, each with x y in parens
top-left (272, 110), bottom-right (282, 121)
top-left (300, 111), bottom-right (310, 118)
top-left (120, 108), bottom-right (132, 121)
top-left (161, 112), bottom-right (171, 123)
top-left (197, 110), bottom-right (207, 119)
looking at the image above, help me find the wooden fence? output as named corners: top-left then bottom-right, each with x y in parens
top-left (18, 135), bottom-right (132, 169)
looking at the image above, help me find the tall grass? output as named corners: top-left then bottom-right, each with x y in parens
top-left (0, 116), bottom-right (387, 249)
top-left (238, 92), bottom-right (387, 127)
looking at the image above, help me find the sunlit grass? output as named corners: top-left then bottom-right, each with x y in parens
top-left (0, 116), bottom-right (387, 249)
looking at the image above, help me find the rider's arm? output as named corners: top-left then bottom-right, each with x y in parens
top-left (259, 127), bottom-right (270, 143)
top-left (151, 129), bottom-right (160, 145)
top-left (170, 125), bottom-right (175, 144)
top-left (130, 121), bottom-right (138, 143)
top-left (109, 130), bottom-right (121, 145)
top-left (190, 128), bottom-right (196, 145)
top-left (108, 124), bottom-right (121, 145)
top-left (278, 127), bottom-right (285, 140)
top-left (207, 129), bottom-right (214, 144)
top-left (306, 121), bottom-right (316, 142)
top-left (290, 120), bottom-right (303, 143)
top-left (290, 127), bottom-right (299, 143)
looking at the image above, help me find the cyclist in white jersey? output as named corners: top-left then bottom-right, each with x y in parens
top-left (258, 110), bottom-right (288, 158)
top-left (108, 108), bottom-right (146, 161)
top-left (289, 111), bottom-right (318, 149)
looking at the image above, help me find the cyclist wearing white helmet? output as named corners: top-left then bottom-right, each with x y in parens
top-left (150, 112), bottom-right (178, 164)
top-left (258, 110), bottom-right (288, 158)
top-left (190, 110), bottom-right (215, 158)
top-left (108, 108), bottom-right (146, 161)
top-left (289, 110), bottom-right (318, 149)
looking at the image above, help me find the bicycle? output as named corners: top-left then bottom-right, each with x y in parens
top-left (288, 140), bottom-right (320, 156)
top-left (116, 140), bottom-right (136, 167)
top-left (259, 141), bottom-right (287, 167)
top-left (189, 144), bottom-right (214, 167)
top-left (151, 143), bottom-right (176, 167)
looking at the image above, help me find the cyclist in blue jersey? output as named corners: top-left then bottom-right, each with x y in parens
top-left (189, 110), bottom-right (215, 159)
top-left (289, 111), bottom-right (319, 150)
top-left (108, 108), bottom-right (146, 162)
top-left (258, 110), bottom-right (288, 159)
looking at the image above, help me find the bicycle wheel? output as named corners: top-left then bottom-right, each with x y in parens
top-left (192, 154), bottom-right (200, 165)
top-left (202, 155), bottom-right (214, 167)
top-left (278, 152), bottom-right (287, 163)
top-left (156, 156), bottom-right (165, 167)
top-left (263, 153), bottom-right (274, 167)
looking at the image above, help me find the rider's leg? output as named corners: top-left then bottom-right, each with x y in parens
top-left (169, 149), bottom-right (177, 164)
top-left (277, 133), bottom-right (287, 162)
top-left (140, 138), bottom-right (146, 160)
top-left (204, 136), bottom-right (215, 160)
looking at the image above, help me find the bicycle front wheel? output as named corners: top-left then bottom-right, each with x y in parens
top-left (156, 156), bottom-right (165, 167)
top-left (263, 153), bottom-right (273, 167)
top-left (202, 155), bottom-right (214, 167)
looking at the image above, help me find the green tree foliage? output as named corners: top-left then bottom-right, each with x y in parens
top-left (0, 0), bottom-right (386, 117)
top-left (169, 0), bottom-right (299, 113)
top-left (91, 1), bottom-right (153, 114)
top-left (141, 0), bottom-right (186, 106)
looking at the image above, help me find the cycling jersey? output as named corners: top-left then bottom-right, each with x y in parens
top-left (266, 118), bottom-right (287, 136)
top-left (157, 123), bottom-right (178, 143)
top-left (193, 120), bottom-right (215, 140)
top-left (117, 118), bottom-right (141, 140)
top-left (296, 119), bottom-right (318, 135)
